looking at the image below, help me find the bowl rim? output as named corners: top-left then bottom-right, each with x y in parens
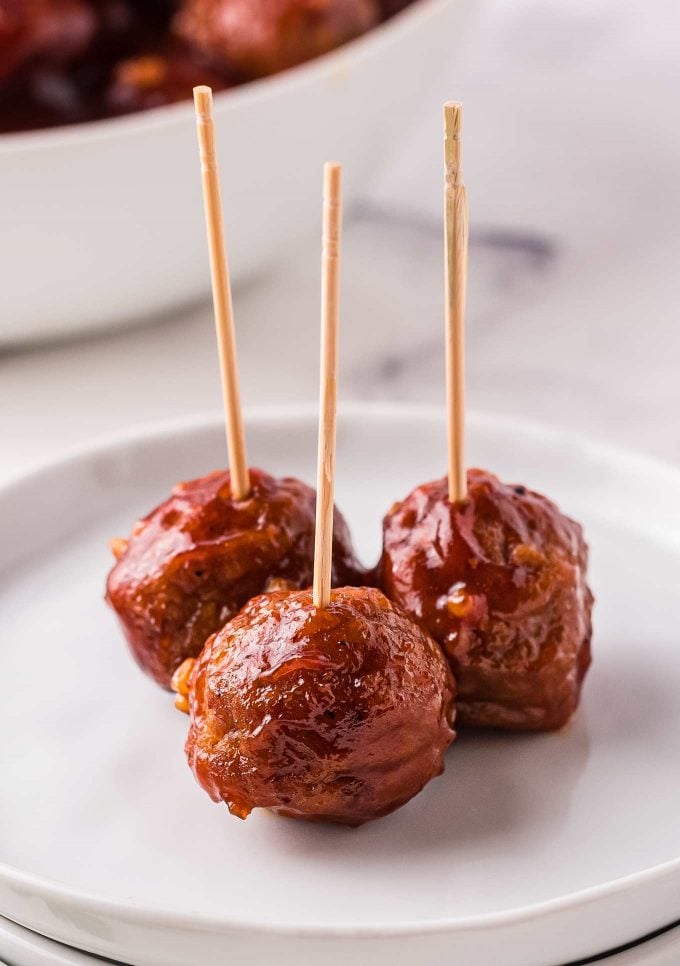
top-left (0, 0), bottom-right (456, 155)
top-left (1, 400), bottom-right (680, 940)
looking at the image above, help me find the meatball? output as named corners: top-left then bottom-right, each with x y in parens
top-left (378, 0), bottom-right (412, 17)
top-left (0, 0), bottom-right (97, 84)
top-left (179, 585), bottom-right (456, 825)
top-left (106, 45), bottom-right (231, 113)
top-left (379, 469), bottom-right (593, 731)
top-left (106, 467), bottom-right (363, 688)
top-left (173, 0), bottom-right (380, 80)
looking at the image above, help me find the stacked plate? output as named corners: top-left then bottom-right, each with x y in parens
top-left (2, 406), bottom-right (680, 966)
top-left (2, 914), bottom-right (680, 965)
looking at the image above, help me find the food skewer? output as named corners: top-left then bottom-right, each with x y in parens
top-left (194, 84), bottom-right (249, 499)
top-left (174, 163), bottom-right (456, 825)
top-left (377, 100), bottom-right (593, 733)
top-left (106, 100), bottom-right (362, 691)
top-left (313, 162), bottom-right (342, 608)
top-left (443, 101), bottom-right (468, 504)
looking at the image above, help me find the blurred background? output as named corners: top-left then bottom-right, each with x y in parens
top-left (1, 0), bottom-right (678, 481)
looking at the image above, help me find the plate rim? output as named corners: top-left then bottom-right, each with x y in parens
top-left (2, 400), bottom-right (680, 940)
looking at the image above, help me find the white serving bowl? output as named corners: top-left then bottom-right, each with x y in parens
top-left (0, 0), bottom-right (478, 346)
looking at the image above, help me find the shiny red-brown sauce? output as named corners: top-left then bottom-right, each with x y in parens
top-left (184, 585), bottom-right (456, 825)
top-left (106, 467), bottom-right (363, 688)
top-left (379, 468), bottom-right (593, 731)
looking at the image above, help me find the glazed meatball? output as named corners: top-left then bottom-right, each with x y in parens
top-left (106, 45), bottom-right (230, 113)
top-left (379, 469), bottom-right (593, 731)
top-left (173, 0), bottom-right (380, 80)
top-left (378, 0), bottom-right (412, 16)
top-left (179, 585), bottom-right (456, 825)
top-left (106, 467), bottom-right (363, 688)
top-left (0, 0), bottom-right (97, 83)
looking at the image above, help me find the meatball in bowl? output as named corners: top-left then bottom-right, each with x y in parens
top-left (0, 0), bottom-right (483, 343)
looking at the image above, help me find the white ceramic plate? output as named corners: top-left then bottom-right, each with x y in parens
top-left (0, 916), bottom-right (119, 965)
top-left (1, 404), bottom-right (680, 966)
top-left (0, 0), bottom-right (481, 345)
top-left (4, 919), bottom-right (680, 966)
top-left (3, 918), bottom-right (680, 966)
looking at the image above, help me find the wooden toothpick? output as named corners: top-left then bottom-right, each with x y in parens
top-left (313, 162), bottom-right (342, 609)
top-left (193, 85), bottom-right (250, 500)
top-left (444, 101), bottom-right (468, 503)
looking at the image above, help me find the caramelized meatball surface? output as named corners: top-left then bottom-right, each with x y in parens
top-left (106, 45), bottom-right (231, 113)
top-left (183, 585), bottom-right (456, 825)
top-left (0, 0), bottom-right (97, 83)
top-left (378, 0), bottom-right (412, 15)
top-left (106, 468), bottom-right (363, 688)
top-left (379, 469), bottom-right (593, 731)
top-left (173, 0), bottom-right (379, 80)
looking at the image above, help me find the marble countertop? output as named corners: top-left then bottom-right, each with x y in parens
top-left (2, 0), bottom-right (679, 482)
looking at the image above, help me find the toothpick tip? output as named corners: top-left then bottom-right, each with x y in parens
top-left (193, 85), bottom-right (213, 117)
top-left (324, 161), bottom-right (342, 194)
top-left (444, 101), bottom-right (463, 138)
